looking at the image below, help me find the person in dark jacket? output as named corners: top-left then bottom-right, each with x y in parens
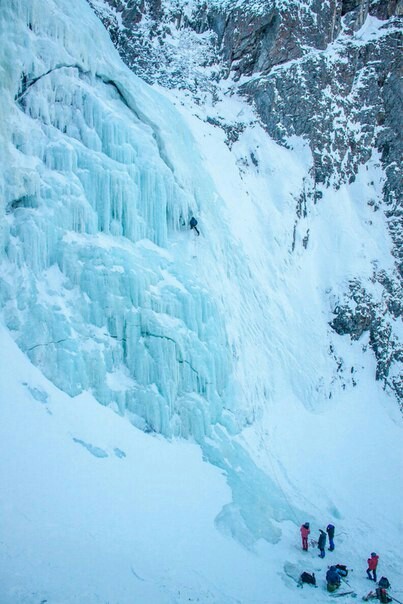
top-left (190, 216), bottom-right (200, 236)
top-left (318, 529), bottom-right (327, 558)
top-left (327, 523), bottom-right (335, 551)
top-left (366, 552), bottom-right (379, 582)
top-left (326, 566), bottom-right (341, 592)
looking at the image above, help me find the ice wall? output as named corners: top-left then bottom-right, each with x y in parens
top-left (5, 0), bottom-right (394, 548)
top-left (1, 0), bottom-right (231, 437)
top-left (0, 0), bottom-right (401, 568)
top-left (0, 0), bottom-right (300, 543)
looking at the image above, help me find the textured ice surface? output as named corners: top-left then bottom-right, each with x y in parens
top-left (1, 0), bottom-right (231, 438)
top-left (0, 0), bottom-right (400, 551)
top-left (0, 0), bottom-right (294, 544)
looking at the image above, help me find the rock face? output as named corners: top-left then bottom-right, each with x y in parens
top-left (207, 1), bottom-right (342, 77)
top-left (330, 276), bottom-right (403, 401)
top-left (88, 0), bottom-right (402, 405)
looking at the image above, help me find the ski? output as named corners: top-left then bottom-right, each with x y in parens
top-left (329, 591), bottom-right (356, 598)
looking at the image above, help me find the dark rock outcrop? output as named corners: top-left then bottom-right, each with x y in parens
top-left (330, 277), bottom-right (403, 403)
top-left (241, 22), bottom-right (402, 264)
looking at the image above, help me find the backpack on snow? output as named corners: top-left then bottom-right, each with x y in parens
top-left (300, 572), bottom-right (316, 585)
top-left (378, 577), bottom-right (391, 589)
top-left (376, 587), bottom-right (392, 603)
top-left (335, 564), bottom-right (348, 577)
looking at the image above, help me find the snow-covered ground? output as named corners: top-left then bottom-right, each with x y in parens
top-left (0, 0), bottom-right (402, 602)
top-left (0, 325), bottom-right (270, 604)
top-left (1, 322), bottom-right (402, 604)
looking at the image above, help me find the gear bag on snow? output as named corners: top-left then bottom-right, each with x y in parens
top-left (376, 587), bottom-right (392, 603)
top-left (300, 572), bottom-right (316, 585)
top-left (335, 564), bottom-right (348, 577)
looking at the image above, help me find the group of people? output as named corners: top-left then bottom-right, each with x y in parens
top-left (299, 521), bottom-right (334, 557)
top-left (299, 523), bottom-right (394, 602)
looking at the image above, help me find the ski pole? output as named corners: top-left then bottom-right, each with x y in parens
top-left (390, 597), bottom-right (403, 604)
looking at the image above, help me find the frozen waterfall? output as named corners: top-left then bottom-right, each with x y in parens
top-left (1, 0), bottom-right (400, 553)
top-left (0, 0), bottom-right (302, 544)
top-left (1, 0), bottom-right (233, 437)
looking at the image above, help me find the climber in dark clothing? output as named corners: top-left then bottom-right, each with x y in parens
top-left (326, 566), bottom-right (341, 592)
top-left (190, 216), bottom-right (200, 236)
top-left (318, 529), bottom-right (327, 558)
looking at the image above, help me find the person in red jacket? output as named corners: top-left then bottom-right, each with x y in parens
top-left (366, 552), bottom-right (379, 582)
top-left (300, 522), bottom-right (310, 551)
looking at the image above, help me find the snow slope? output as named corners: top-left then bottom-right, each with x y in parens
top-left (1, 321), bottom-right (402, 604)
top-left (0, 325), bottom-right (269, 604)
top-left (0, 0), bottom-right (402, 602)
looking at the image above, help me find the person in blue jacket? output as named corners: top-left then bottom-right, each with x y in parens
top-left (327, 523), bottom-right (335, 551)
top-left (326, 566), bottom-right (341, 592)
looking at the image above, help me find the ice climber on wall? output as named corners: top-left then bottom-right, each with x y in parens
top-left (190, 216), bottom-right (200, 236)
